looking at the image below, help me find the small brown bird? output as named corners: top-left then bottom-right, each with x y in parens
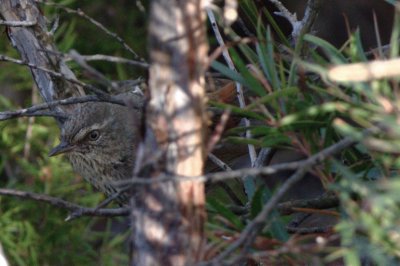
top-left (49, 95), bottom-right (142, 203)
top-left (48, 82), bottom-right (237, 204)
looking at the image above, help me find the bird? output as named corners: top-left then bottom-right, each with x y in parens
top-left (48, 92), bottom-right (143, 204)
top-left (48, 80), bottom-right (238, 204)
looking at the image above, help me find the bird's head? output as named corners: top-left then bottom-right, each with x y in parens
top-left (49, 102), bottom-right (137, 159)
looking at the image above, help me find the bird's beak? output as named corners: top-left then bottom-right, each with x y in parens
top-left (49, 140), bottom-right (74, 157)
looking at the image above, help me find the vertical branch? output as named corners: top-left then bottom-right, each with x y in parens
top-left (131, 0), bottom-right (208, 265)
top-left (207, 10), bottom-right (257, 166)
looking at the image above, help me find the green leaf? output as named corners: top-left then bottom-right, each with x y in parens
top-left (239, 0), bottom-right (260, 31)
top-left (250, 186), bottom-right (264, 218)
top-left (390, 11), bottom-right (400, 57)
top-left (230, 49), bottom-right (267, 97)
top-left (256, 27), bottom-right (281, 90)
top-left (211, 101), bottom-right (266, 120)
top-left (226, 136), bottom-right (262, 146)
top-left (211, 61), bottom-right (246, 84)
top-left (207, 198), bottom-right (244, 230)
top-left (304, 34), bottom-right (348, 63)
top-left (56, 20), bottom-right (77, 52)
top-left (262, 135), bottom-right (291, 147)
top-left (246, 87), bottom-right (299, 110)
top-left (261, 7), bottom-right (291, 47)
top-left (348, 30), bottom-right (367, 62)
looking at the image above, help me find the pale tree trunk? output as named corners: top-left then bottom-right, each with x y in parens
top-left (131, 0), bottom-right (208, 265)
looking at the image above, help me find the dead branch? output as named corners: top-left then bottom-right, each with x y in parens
top-left (0, 111), bottom-right (67, 120)
top-left (0, 19), bottom-right (36, 26)
top-left (68, 50), bottom-right (116, 89)
top-left (269, 0), bottom-right (321, 41)
top-left (277, 194), bottom-right (339, 215)
top-left (0, 188), bottom-right (129, 219)
top-left (0, 54), bottom-right (102, 96)
top-left (65, 51), bottom-right (149, 68)
top-left (0, 95), bottom-right (144, 122)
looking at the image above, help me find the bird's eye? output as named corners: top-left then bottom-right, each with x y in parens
top-left (87, 130), bottom-right (100, 141)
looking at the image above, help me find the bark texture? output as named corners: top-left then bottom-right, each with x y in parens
top-left (0, 0), bottom-right (83, 121)
top-left (131, 0), bottom-right (208, 265)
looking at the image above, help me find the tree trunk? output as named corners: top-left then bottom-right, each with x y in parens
top-left (131, 0), bottom-right (208, 265)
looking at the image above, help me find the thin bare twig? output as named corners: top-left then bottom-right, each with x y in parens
top-left (269, 0), bottom-right (298, 28)
top-left (0, 54), bottom-right (102, 94)
top-left (115, 160), bottom-right (301, 187)
top-left (38, 0), bottom-right (145, 61)
top-left (0, 19), bottom-right (36, 26)
top-left (65, 52), bottom-right (149, 68)
top-left (208, 153), bottom-right (233, 171)
top-left (0, 95), bottom-right (142, 122)
top-left (251, 234), bottom-right (340, 259)
top-left (0, 188), bottom-right (129, 219)
top-left (286, 212), bottom-right (334, 234)
top-left (286, 225), bottom-right (332, 234)
top-left (0, 52), bottom-right (146, 99)
top-left (298, 0), bottom-right (321, 38)
top-left (229, 194), bottom-right (340, 217)
top-left (277, 194), bottom-right (339, 215)
top-left (269, 0), bottom-right (321, 41)
top-left (0, 110), bottom-right (67, 120)
top-left (290, 207), bottom-right (339, 217)
top-left (207, 37), bottom-right (256, 67)
top-left (206, 8), bottom-right (257, 177)
top-left (39, 47), bottom-right (148, 68)
top-left (252, 147), bottom-right (271, 168)
top-left (68, 50), bottom-right (116, 89)
top-left (66, 189), bottom-right (128, 221)
top-left (206, 108), bottom-right (231, 153)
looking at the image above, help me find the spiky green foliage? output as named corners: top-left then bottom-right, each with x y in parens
top-left (206, 1), bottom-right (400, 265)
